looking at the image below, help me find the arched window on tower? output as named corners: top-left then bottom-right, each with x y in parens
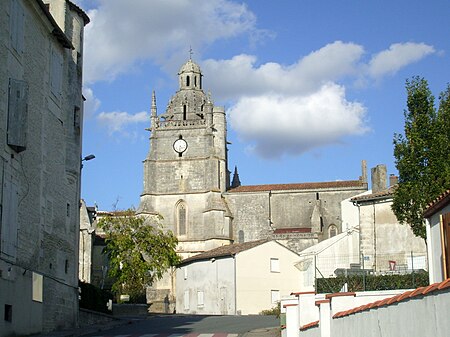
top-left (186, 75), bottom-right (190, 87)
top-left (194, 76), bottom-right (197, 87)
top-left (328, 224), bottom-right (338, 238)
top-left (183, 105), bottom-right (187, 120)
top-left (177, 201), bottom-right (187, 236)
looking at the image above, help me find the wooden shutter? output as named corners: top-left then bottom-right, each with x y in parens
top-left (1, 171), bottom-right (19, 258)
top-left (7, 78), bottom-right (28, 153)
top-left (442, 213), bottom-right (450, 279)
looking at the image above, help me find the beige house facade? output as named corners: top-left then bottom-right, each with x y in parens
top-left (0, 1), bottom-right (88, 335)
top-left (176, 240), bottom-right (300, 315)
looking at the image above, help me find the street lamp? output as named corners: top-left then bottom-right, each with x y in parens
top-left (81, 154), bottom-right (95, 168)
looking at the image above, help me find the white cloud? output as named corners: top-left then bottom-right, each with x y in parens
top-left (83, 87), bottom-right (101, 118)
top-left (229, 84), bottom-right (368, 158)
top-left (200, 41), bottom-right (434, 158)
top-left (84, 0), bottom-right (262, 83)
top-left (368, 42), bottom-right (435, 78)
top-left (203, 41), bottom-right (364, 100)
top-left (97, 111), bottom-right (149, 135)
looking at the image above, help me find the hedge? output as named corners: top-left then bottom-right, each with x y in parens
top-left (316, 272), bottom-right (429, 294)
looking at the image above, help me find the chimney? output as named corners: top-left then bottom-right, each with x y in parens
top-left (360, 160), bottom-right (368, 184)
top-left (389, 174), bottom-right (398, 187)
top-left (371, 165), bottom-right (387, 193)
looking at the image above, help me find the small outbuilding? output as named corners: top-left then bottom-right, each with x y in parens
top-left (176, 239), bottom-right (300, 315)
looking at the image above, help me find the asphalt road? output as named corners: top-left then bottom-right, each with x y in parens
top-left (84, 314), bottom-right (279, 336)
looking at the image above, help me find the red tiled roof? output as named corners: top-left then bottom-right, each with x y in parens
top-left (351, 185), bottom-right (396, 203)
top-left (423, 189), bottom-right (450, 218)
top-left (273, 228), bottom-right (311, 234)
top-left (228, 180), bottom-right (366, 193)
top-left (179, 239), bottom-right (269, 265)
top-left (333, 278), bottom-right (450, 319)
top-left (300, 320), bottom-right (319, 331)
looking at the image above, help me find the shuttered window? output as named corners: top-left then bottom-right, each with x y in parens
top-left (10, 0), bottom-right (24, 53)
top-left (7, 79), bottom-right (28, 153)
top-left (1, 170), bottom-right (19, 258)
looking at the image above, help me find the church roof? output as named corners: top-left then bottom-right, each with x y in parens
top-left (179, 239), bottom-right (269, 265)
top-left (227, 180), bottom-right (366, 193)
top-left (179, 58), bottom-right (201, 74)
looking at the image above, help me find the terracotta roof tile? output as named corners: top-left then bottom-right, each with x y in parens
top-left (351, 185), bottom-right (396, 203)
top-left (300, 320), bottom-right (319, 331)
top-left (438, 278), bottom-right (450, 290)
top-left (423, 189), bottom-right (450, 217)
top-left (333, 278), bottom-right (450, 320)
top-left (179, 239), bottom-right (268, 265)
top-left (228, 180), bottom-right (366, 193)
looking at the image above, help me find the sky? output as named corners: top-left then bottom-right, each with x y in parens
top-left (74, 0), bottom-right (450, 211)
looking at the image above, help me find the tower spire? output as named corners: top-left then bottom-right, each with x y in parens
top-left (231, 166), bottom-right (241, 188)
top-left (151, 90), bottom-right (157, 117)
top-left (150, 90), bottom-right (157, 130)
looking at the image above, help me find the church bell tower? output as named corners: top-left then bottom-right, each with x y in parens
top-left (138, 58), bottom-right (232, 257)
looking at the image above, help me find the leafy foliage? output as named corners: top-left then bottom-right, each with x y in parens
top-left (392, 77), bottom-right (450, 238)
top-left (79, 280), bottom-right (113, 313)
top-left (98, 210), bottom-right (181, 299)
top-left (260, 301), bottom-right (281, 318)
top-left (316, 272), bottom-right (429, 294)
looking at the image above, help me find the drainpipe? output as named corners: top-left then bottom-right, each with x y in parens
top-left (233, 254), bottom-right (237, 314)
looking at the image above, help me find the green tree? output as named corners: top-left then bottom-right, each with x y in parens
top-left (98, 210), bottom-right (180, 300)
top-left (392, 77), bottom-right (450, 239)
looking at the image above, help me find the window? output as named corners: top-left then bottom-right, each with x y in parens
top-left (197, 291), bottom-right (204, 307)
top-left (177, 202), bottom-right (187, 236)
top-left (238, 230), bottom-right (244, 243)
top-left (184, 290), bottom-right (189, 310)
top-left (7, 78), bottom-right (28, 153)
top-left (328, 225), bottom-right (337, 238)
top-left (50, 47), bottom-right (63, 97)
top-left (271, 290), bottom-right (280, 304)
top-left (4, 304), bottom-right (12, 322)
top-left (10, 0), bottom-right (24, 53)
top-left (186, 75), bottom-right (190, 87)
top-left (73, 106), bottom-right (81, 134)
top-left (270, 258), bottom-right (280, 273)
top-left (183, 105), bottom-right (187, 120)
top-left (32, 272), bottom-right (43, 302)
top-left (1, 170), bottom-right (19, 258)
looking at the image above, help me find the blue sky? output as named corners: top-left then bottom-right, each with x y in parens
top-left (74, 0), bottom-right (449, 210)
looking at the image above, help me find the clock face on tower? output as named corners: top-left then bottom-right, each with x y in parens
top-left (173, 138), bottom-right (188, 154)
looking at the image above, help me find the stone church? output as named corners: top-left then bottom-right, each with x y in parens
top-left (137, 58), bottom-right (368, 311)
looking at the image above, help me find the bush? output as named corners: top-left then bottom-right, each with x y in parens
top-left (316, 271), bottom-right (429, 293)
top-left (260, 301), bottom-right (281, 318)
top-left (79, 280), bottom-right (113, 313)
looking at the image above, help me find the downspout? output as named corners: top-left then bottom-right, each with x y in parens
top-left (233, 254), bottom-right (237, 314)
top-left (353, 201), bottom-right (362, 266)
top-left (373, 201), bottom-right (377, 271)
